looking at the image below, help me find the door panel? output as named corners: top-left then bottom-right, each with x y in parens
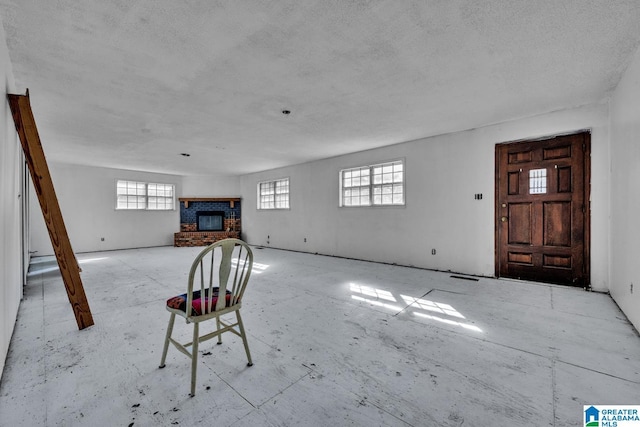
top-left (508, 203), bottom-right (532, 244)
top-left (543, 202), bottom-right (571, 247)
top-left (557, 167), bottom-right (571, 193)
top-left (495, 132), bottom-right (590, 286)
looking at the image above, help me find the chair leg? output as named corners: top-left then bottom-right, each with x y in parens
top-left (190, 322), bottom-right (199, 397)
top-left (216, 316), bottom-right (222, 345)
top-left (159, 313), bottom-right (176, 368)
top-left (236, 311), bottom-right (253, 366)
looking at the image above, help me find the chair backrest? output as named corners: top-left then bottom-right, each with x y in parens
top-left (185, 239), bottom-right (253, 318)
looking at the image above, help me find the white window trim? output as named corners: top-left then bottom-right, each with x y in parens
top-left (257, 177), bottom-right (290, 210)
top-left (339, 159), bottom-right (405, 207)
top-left (116, 180), bottom-right (176, 211)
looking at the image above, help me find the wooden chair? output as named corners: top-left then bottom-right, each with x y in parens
top-left (159, 238), bottom-right (254, 396)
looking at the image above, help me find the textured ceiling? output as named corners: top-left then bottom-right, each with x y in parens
top-left (1, 1), bottom-right (640, 176)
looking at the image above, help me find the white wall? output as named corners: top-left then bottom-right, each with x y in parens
top-left (0, 24), bottom-right (21, 378)
top-left (30, 163), bottom-right (181, 255)
top-left (609, 45), bottom-right (640, 331)
top-left (182, 174), bottom-right (240, 197)
top-left (241, 103), bottom-right (610, 290)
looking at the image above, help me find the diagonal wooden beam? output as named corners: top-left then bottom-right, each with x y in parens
top-left (8, 90), bottom-right (94, 330)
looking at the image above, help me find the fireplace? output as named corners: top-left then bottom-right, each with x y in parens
top-left (196, 211), bottom-right (225, 231)
top-left (174, 198), bottom-right (241, 247)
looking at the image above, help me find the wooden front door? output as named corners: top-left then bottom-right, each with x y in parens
top-left (495, 132), bottom-right (590, 286)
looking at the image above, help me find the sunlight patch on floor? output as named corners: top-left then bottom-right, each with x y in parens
top-left (348, 283), bottom-right (482, 332)
top-left (401, 295), bottom-right (465, 319)
top-left (232, 258), bottom-right (270, 274)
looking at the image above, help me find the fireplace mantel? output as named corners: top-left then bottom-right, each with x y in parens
top-left (179, 197), bottom-right (241, 209)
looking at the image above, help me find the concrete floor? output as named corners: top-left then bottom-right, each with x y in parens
top-left (1, 245), bottom-right (639, 426)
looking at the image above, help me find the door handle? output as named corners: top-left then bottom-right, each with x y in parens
top-left (501, 216), bottom-right (508, 222)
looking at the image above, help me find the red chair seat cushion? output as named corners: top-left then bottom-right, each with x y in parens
top-left (167, 288), bottom-right (234, 315)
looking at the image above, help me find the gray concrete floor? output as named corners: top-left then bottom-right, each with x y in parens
top-left (1, 245), bottom-right (639, 426)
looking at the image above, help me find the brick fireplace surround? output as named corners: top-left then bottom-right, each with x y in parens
top-left (173, 198), bottom-right (241, 247)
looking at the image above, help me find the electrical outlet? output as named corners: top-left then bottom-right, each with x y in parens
top-left (431, 249), bottom-right (436, 255)
top-left (631, 283), bottom-right (634, 294)
top-left (304, 238), bottom-right (307, 242)
top-left (100, 237), bottom-right (105, 241)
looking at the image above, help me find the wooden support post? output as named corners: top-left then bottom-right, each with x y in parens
top-left (8, 90), bottom-right (94, 330)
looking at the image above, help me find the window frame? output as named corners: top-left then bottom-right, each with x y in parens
top-left (116, 180), bottom-right (175, 211)
top-left (257, 177), bottom-right (290, 210)
top-left (339, 159), bottom-right (405, 207)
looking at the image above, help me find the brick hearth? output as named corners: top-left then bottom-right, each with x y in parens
top-left (173, 231), bottom-right (239, 247)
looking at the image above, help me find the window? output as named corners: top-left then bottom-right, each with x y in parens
top-left (340, 160), bottom-right (404, 207)
top-left (529, 168), bottom-right (547, 194)
top-left (147, 183), bottom-right (175, 210)
top-left (258, 178), bottom-right (290, 209)
top-left (116, 180), bottom-right (175, 210)
top-left (341, 166), bottom-right (370, 206)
